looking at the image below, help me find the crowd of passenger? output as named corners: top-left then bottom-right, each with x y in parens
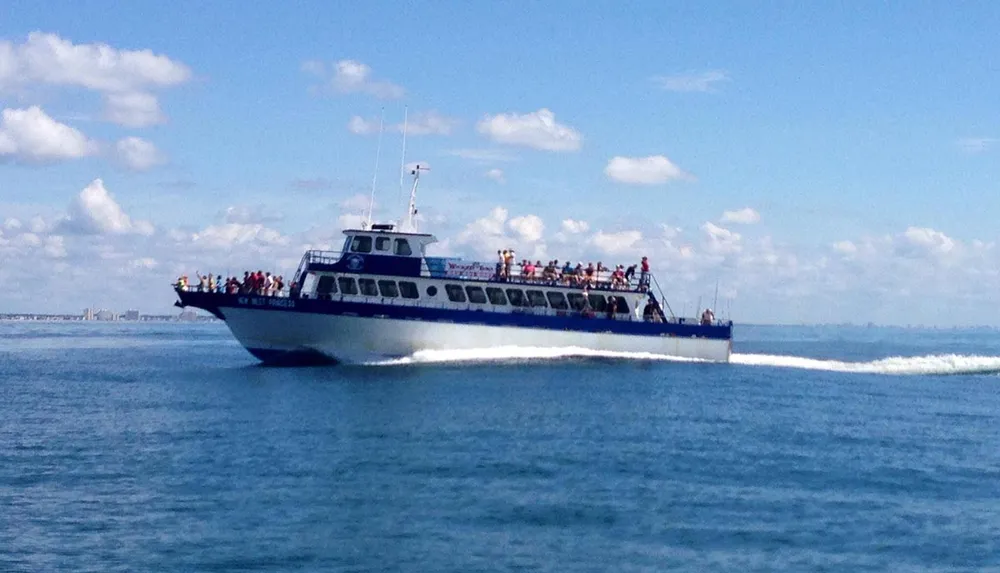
top-left (175, 270), bottom-right (291, 296)
top-left (494, 250), bottom-right (650, 290)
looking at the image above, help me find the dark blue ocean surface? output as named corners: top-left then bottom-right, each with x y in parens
top-left (2, 321), bottom-right (999, 571)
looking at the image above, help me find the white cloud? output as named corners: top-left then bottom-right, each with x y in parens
top-left (701, 222), bottom-right (742, 255)
top-left (591, 230), bottom-right (643, 256)
top-left (465, 206), bottom-right (508, 237)
top-left (721, 207), bottom-right (760, 225)
top-left (103, 92), bottom-right (164, 128)
top-left (485, 168), bottom-right (505, 183)
top-left (445, 148), bottom-right (518, 163)
top-left (605, 155), bottom-right (688, 185)
top-left (652, 70), bottom-right (729, 93)
top-left (64, 179), bottom-right (153, 235)
top-left (455, 207), bottom-right (516, 258)
top-left (476, 108), bottom-right (582, 152)
top-left (6, 178), bottom-right (1000, 327)
top-left (0, 32), bottom-right (191, 127)
top-left (0, 32), bottom-right (191, 92)
top-left (42, 235), bottom-right (66, 258)
top-left (221, 205), bottom-right (283, 225)
top-left (347, 115), bottom-right (378, 135)
top-left (561, 219), bottom-right (590, 234)
top-left (0, 106), bottom-right (97, 163)
top-left (339, 194), bottom-right (372, 212)
top-left (956, 137), bottom-right (996, 154)
top-left (897, 226), bottom-right (956, 257)
top-left (337, 213), bottom-right (366, 231)
top-left (191, 223), bottom-right (287, 249)
top-left (508, 214), bottom-right (544, 242)
top-left (348, 111), bottom-right (458, 136)
top-left (832, 240), bottom-right (857, 256)
top-left (304, 58), bottom-right (404, 99)
top-left (404, 111), bottom-right (458, 136)
top-left (114, 136), bottom-right (165, 171)
top-left (129, 257), bottom-right (157, 269)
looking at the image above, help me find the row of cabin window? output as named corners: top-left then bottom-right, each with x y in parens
top-left (445, 284), bottom-right (630, 314)
top-left (317, 275), bottom-right (631, 313)
top-left (349, 235), bottom-right (413, 256)
top-left (316, 276), bottom-right (420, 299)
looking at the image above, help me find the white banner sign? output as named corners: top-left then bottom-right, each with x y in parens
top-left (445, 261), bottom-right (496, 280)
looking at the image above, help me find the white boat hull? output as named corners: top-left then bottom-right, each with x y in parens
top-left (219, 306), bottom-right (732, 364)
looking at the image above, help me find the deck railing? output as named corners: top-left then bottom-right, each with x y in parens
top-left (296, 251), bottom-right (653, 293)
top-left (302, 250), bottom-right (342, 266)
top-left (175, 285), bottom-right (730, 327)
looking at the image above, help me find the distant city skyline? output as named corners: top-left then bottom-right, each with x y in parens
top-left (2, 308), bottom-right (209, 322)
top-left (1, 3), bottom-right (999, 325)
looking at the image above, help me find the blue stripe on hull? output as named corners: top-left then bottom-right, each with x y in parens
top-left (178, 291), bottom-right (732, 341)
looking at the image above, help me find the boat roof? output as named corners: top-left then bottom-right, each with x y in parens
top-left (342, 226), bottom-right (434, 238)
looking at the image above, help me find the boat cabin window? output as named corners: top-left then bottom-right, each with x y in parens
top-left (337, 277), bottom-right (358, 295)
top-left (316, 275), bottom-right (337, 297)
top-left (465, 286), bottom-right (487, 304)
top-left (567, 292), bottom-right (588, 311)
top-left (526, 290), bottom-right (548, 308)
top-left (358, 278), bottom-right (379, 296)
top-left (399, 281), bottom-right (419, 299)
top-left (589, 294), bottom-right (607, 312)
top-left (610, 295), bottom-right (629, 314)
top-left (393, 238), bottom-right (412, 256)
top-left (350, 235), bottom-right (373, 253)
top-left (546, 291), bottom-right (569, 310)
top-left (375, 237), bottom-right (392, 252)
top-left (505, 288), bottom-right (527, 307)
top-left (378, 280), bottom-right (399, 298)
top-left (486, 287), bottom-right (507, 305)
top-left (445, 284), bottom-right (467, 303)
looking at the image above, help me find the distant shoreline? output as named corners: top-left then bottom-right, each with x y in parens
top-left (0, 314), bottom-right (218, 323)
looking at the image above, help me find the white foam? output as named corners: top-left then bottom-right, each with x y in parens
top-left (367, 346), bottom-right (1000, 375)
top-left (366, 345), bottom-right (708, 366)
top-left (731, 353), bottom-right (1000, 376)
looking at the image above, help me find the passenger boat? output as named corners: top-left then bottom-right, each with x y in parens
top-left (174, 169), bottom-right (733, 365)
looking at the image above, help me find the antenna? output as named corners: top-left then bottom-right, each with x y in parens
top-left (364, 108), bottom-right (385, 230)
top-left (403, 164), bottom-right (429, 232)
top-left (713, 280), bottom-right (719, 312)
top-left (398, 105), bottom-right (408, 206)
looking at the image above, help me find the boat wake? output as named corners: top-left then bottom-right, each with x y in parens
top-left (366, 346), bottom-right (707, 366)
top-left (366, 346), bottom-right (1000, 375)
top-left (731, 353), bottom-right (1000, 376)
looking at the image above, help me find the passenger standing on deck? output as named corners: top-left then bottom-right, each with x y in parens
top-left (606, 295), bottom-right (618, 319)
top-left (497, 250), bottom-right (505, 280)
top-left (639, 256), bottom-right (650, 289)
top-left (504, 250), bottom-right (514, 281)
top-left (701, 308), bottom-right (715, 326)
top-left (624, 264), bottom-right (636, 286)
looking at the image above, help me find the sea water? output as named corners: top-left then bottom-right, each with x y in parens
top-left (1, 321), bottom-right (999, 571)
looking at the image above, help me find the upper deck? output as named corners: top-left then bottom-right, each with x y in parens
top-left (297, 226), bottom-right (656, 294)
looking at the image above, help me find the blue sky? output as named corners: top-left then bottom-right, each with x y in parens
top-left (1, 2), bottom-right (999, 324)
